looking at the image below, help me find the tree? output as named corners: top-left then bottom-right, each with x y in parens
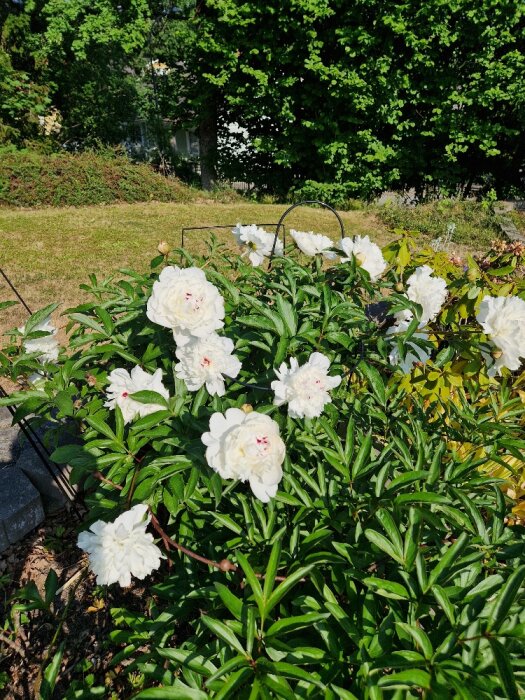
top-left (0, 2), bottom-right (51, 145)
top-left (194, 0), bottom-right (525, 198)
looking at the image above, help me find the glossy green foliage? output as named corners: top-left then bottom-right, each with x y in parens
top-left (1, 233), bottom-right (525, 697)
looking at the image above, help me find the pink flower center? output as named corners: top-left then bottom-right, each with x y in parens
top-left (122, 391), bottom-right (129, 398)
top-left (201, 356), bottom-right (212, 367)
top-left (184, 290), bottom-right (203, 311)
top-left (256, 435), bottom-right (269, 452)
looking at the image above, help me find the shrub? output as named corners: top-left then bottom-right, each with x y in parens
top-left (0, 149), bottom-right (194, 207)
top-left (1, 229), bottom-right (525, 697)
top-left (288, 181), bottom-right (365, 210)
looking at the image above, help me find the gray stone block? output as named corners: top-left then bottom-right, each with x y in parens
top-left (15, 447), bottom-right (76, 514)
top-left (0, 425), bottom-right (21, 466)
top-left (0, 407), bottom-right (13, 429)
top-left (0, 468), bottom-right (44, 552)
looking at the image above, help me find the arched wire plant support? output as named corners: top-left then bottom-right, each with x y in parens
top-left (0, 267), bottom-right (83, 519)
top-left (269, 199), bottom-right (346, 261)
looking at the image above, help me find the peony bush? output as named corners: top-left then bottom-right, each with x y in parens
top-left (1, 226), bottom-right (525, 698)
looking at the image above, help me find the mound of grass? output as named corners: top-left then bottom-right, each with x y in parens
top-left (375, 199), bottom-right (501, 249)
top-left (0, 149), bottom-right (196, 207)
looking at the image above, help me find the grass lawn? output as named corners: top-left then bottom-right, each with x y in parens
top-left (0, 200), bottom-right (491, 338)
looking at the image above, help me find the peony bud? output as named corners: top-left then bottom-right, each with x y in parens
top-left (241, 403), bottom-right (253, 413)
top-left (395, 282), bottom-right (404, 292)
top-left (491, 349), bottom-right (503, 360)
top-left (158, 240), bottom-right (171, 256)
top-left (219, 558), bottom-right (236, 572)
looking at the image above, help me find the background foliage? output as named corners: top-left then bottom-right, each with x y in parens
top-left (1, 0), bottom-right (524, 196)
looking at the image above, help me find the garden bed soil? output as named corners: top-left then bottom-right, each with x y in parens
top-left (0, 506), bottom-right (162, 700)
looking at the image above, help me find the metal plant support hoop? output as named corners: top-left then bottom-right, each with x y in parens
top-left (0, 267), bottom-right (82, 518)
top-left (270, 199), bottom-right (346, 260)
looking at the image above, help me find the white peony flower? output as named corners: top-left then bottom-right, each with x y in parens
top-left (271, 352), bottom-right (342, 419)
top-left (147, 266), bottom-right (225, 346)
top-left (105, 366), bottom-right (169, 424)
top-left (232, 224), bottom-right (283, 266)
top-left (175, 333), bottom-right (242, 396)
top-left (290, 229), bottom-right (337, 259)
top-left (339, 235), bottom-right (387, 281)
top-left (386, 320), bottom-right (431, 373)
top-left (77, 504), bottom-right (163, 587)
top-left (201, 408), bottom-right (286, 502)
top-left (396, 265), bottom-right (448, 326)
top-left (21, 317), bottom-right (59, 362)
top-left (476, 295), bottom-right (525, 376)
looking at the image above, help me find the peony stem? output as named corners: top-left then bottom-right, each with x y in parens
top-left (93, 471), bottom-right (123, 490)
top-left (149, 511), bottom-right (288, 582)
top-left (92, 473), bottom-right (289, 582)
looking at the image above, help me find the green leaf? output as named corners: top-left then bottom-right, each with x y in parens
top-left (487, 565), bottom-right (525, 632)
top-left (85, 414), bottom-right (116, 441)
top-left (134, 683), bottom-right (207, 699)
top-left (265, 565), bottom-right (315, 615)
top-left (256, 658), bottom-right (325, 689)
top-left (69, 312), bottom-right (106, 335)
top-left (214, 583), bottom-right (243, 621)
top-left (275, 294), bottom-right (297, 336)
top-left (488, 638), bottom-right (520, 700)
top-left (431, 585), bottom-right (455, 625)
top-left (351, 431), bottom-right (372, 480)
top-left (95, 306), bottom-right (114, 334)
top-left (128, 390), bottom-right (169, 408)
top-left (378, 669), bottom-right (431, 689)
top-left (266, 612), bottom-right (328, 638)
top-left (235, 551), bottom-right (264, 616)
top-left (44, 570), bottom-right (58, 608)
top-left (358, 361), bottom-right (386, 405)
top-left (364, 529), bottom-right (404, 564)
top-left (39, 643), bottom-right (65, 700)
top-left (23, 303), bottom-right (59, 336)
top-left (157, 648), bottom-right (217, 677)
top-left (396, 622), bottom-right (433, 660)
top-left (363, 577), bottom-right (410, 600)
top-left (325, 601), bottom-right (360, 642)
top-left (200, 615), bottom-right (247, 656)
top-left (206, 656), bottom-right (250, 685)
top-left (130, 410), bottom-right (171, 431)
top-left (263, 538), bottom-right (282, 605)
top-left (213, 667), bottom-right (253, 700)
top-left (426, 532), bottom-right (469, 591)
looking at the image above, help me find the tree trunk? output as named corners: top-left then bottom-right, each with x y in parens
top-left (199, 106), bottom-right (218, 190)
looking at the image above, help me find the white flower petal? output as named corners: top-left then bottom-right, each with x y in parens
top-left (201, 409), bottom-right (285, 502)
top-left (232, 224), bottom-right (283, 266)
top-left (21, 316), bottom-right (60, 363)
top-left (175, 333), bottom-right (241, 396)
top-left (476, 295), bottom-right (525, 375)
top-left (271, 352), bottom-right (341, 419)
top-left (105, 366), bottom-right (169, 424)
top-left (147, 266), bottom-right (225, 343)
top-left (290, 229), bottom-right (337, 259)
top-left (77, 504), bottom-right (163, 587)
top-left (339, 235), bottom-right (387, 281)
